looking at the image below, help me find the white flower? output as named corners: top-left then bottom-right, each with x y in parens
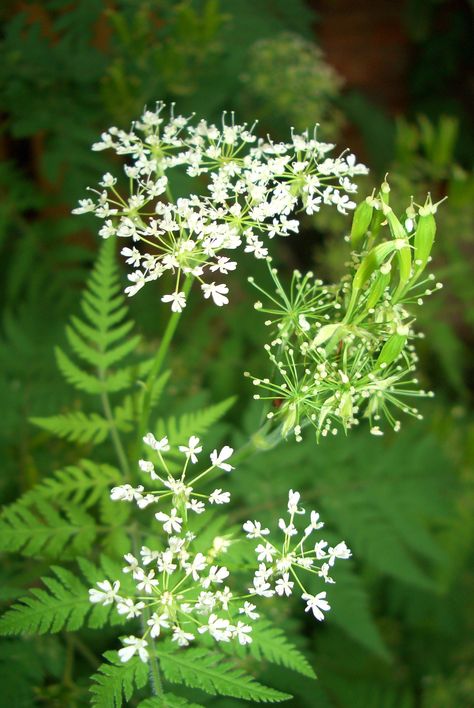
top-left (198, 614), bottom-right (233, 642)
top-left (140, 546), bottom-right (159, 565)
top-left (122, 553), bottom-right (141, 578)
top-left (157, 550), bottom-right (177, 574)
top-left (275, 572), bottom-right (294, 597)
top-left (288, 489), bottom-right (305, 514)
top-left (179, 435), bottom-right (202, 463)
top-left (201, 565), bottom-right (229, 588)
top-left (233, 621), bottom-right (253, 645)
top-left (327, 541), bottom-right (352, 566)
top-left (88, 580), bottom-right (120, 605)
top-left (216, 586), bottom-right (232, 610)
top-left (210, 446), bottom-right (234, 471)
top-left (147, 612), bottom-right (170, 638)
top-left (136, 569), bottom-right (159, 594)
top-left (187, 498), bottom-right (206, 514)
top-left (314, 540), bottom-right (328, 559)
top-left (318, 562), bottom-right (335, 584)
top-left (172, 627), bottom-right (195, 647)
top-left (278, 518), bottom-right (297, 536)
top-left (116, 598), bottom-right (145, 619)
top-left (118, 636), bottom-right (149, 663)
top-left (124, 271), bottom-right (146, 297)
top-left (255, 543), bottom-right (276, 563)
top-left (304, 510), bottom-right (324, 536)
top-left (72, 198), bottom-right (95, 214)
top-left (302, 591), bottom-right (331, 621)
top-left (209, 257), bottom-right (237, 274)
top-left (161, 292), bottom-right (187, 312)
top-left (155, 508), bottom-right (183, 534)
top-left (239, 602), bottom-right (259, 620)
top-left (243, 520), bottom-right (270, 539)
top-left (201, 282), bottom-right (229, 307)
top-left (185, 552), bottom-right (207, 581)
top-left (209, 489), bottom-right (231, 504)
top-left (143, 433), bottom-right (170, 452)
top-left (111, 484), bottom-right (143, 502)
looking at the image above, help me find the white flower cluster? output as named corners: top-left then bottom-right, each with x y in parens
top-left (89, 434), bottom-right (348, 663)
top-left (73, 102), bottom-right (367, 310)
top-left (90, 434), bottom-right (256, 663)
top-left (244, 490), bottom-right (351, 619)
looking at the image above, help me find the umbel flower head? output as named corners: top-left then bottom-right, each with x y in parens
top-left (246, 187), bottom-right (443, 441)
top-left (89, 434), bottom-right (350, 662)
top-left (73, 102), bottom-right (367, 310)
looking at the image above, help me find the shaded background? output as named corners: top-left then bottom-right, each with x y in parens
top-left (0, 1), bottom-right (473, 706)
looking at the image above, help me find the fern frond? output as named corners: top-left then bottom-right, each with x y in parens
top-left (90, 651), bottom-right (149, 708)
top-left (13, 460), bottom-right (121, 508)
top-left (0, 566), bottom-right (92, 635)
top-left (53, 238), bottom-right (149, 398)
top-left (155, 397), bottom-right (236, 446)
top-left (159, 645), bottom-right (291, 703)
top-left (0, 559), bottom-right (124, 636)
top-left (139, 696), bottom-right (204, 707)
top-left (0, 500), bottom-right (97, 557)
top-left (245, 619), bottom-right (316, 678)
top-left (55, 347), bottom-right (135, 395)
top-left (31, 411), bottom-right (111, 444)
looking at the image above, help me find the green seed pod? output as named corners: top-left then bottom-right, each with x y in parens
top-left (350, 198), bottom-right (374, 249)
top-left (345, 241), bottom-right (400, 320)
top-left (376, 330), bottom-right (408, 368)
top-left (281, 404), bottom-right (297, 438)
top-left (365, 268), bottom-right (391, 310)
top-left (413, 210), bottom-right (436, 278)
top-left (312, 323), bottom-right (343, 348)
top-left (385, 211), bottom-right (412, 301)
top-left (368, 206), bottom-right (384, 239)
top-left (339, 391), bottom-right (353, 421)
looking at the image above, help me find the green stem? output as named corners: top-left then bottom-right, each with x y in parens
top-left (99, 379), bottom-right (131, 480)
top-left (134, 277), bottom-right (193, 461)
top-left (131, 532), bottom-right (164, 698)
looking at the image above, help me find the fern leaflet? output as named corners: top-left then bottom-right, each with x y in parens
top-left (31, 411), bottom-right (111, 444)
top-left (159, 645), bottom-right (291, 702)
top-left (244, 619), bottom-right (316, 678)
top-left (90, 651), bottom-right (149, 708)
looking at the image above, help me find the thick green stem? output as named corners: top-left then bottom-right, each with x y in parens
top-left (134, 277), bottom-right (193, 460)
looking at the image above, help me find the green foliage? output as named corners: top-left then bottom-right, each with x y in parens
top-left (240, 619), bottom-right (316, 678)
top-left (159, 645), bottom-right (291, 702)
top-left (31, 411), bottom-right (112, 445)
top-left (139, 696), bottom-right (204, 708)
top-left (53, 238), bottom-right (150, 397)
top-left (155, 396), bottom-right (236, 446)
top-left (0, 500), bottom-right (97, 558)
top-left (12, 460), bottom-right (121, 508)
top-left (90, 651), bottom-right (149, 708)
top-left (0, 565), bottom-right (96, 636)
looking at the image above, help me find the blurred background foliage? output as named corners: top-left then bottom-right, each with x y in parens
top-left (0, 0), bottom-right (473, 705)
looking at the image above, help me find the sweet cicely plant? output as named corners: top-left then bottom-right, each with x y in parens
top-left (0, 103), bottom-right (442, 706)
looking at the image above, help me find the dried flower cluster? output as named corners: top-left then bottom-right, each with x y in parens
top-left (73, 102), bottom-right (367, 310)
top-left (89, 434), bottom-right (350, 662)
